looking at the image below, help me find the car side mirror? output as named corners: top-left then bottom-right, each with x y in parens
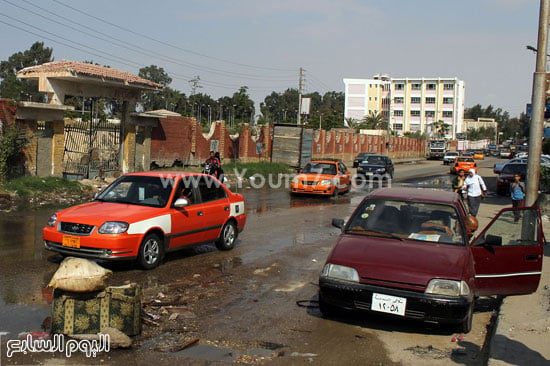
top-left (480, 234), bottom-right (503, 246)
top-left (174, 198), bottom-right (190, 208)
top-left (332, 218), bottom-right (345, 230)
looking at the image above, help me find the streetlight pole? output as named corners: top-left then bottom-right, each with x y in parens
top-left (526, 0), bottom-right (549, 206)
top-left (208, 105), bottom-right (212, 126)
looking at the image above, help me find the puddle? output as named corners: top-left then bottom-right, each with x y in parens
top-left (0, 300), bottom-right (50, 339)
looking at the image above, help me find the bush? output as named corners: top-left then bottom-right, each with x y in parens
top-left (541, 166), bottom-right (550, 193)
top-left (2, 176), bottom-right (85, 197)
top-left (0, 125), bottom-right (28, 183)
top-left (222, 161), bottom-right (292, 178)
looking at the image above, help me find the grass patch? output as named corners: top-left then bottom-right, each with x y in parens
top-left (1, 176), bottom-right (87, 197)
top-left (222, 161), bottom-right (293, 178)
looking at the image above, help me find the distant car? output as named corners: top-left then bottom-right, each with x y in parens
top-left (450, 156), bottom-right (477, 174)
top-left (43, 172), bottom-right (247, 269)
top-left (356, 154), bottom-right (394, 180)
top-left (497, 163), bottom-right (527, 195)
top-left (353, 152), bottom-right (376, 168)
top-left (461, 151), bottom-right (474, 157)
top-left (500, 148), bottom-right (514, 159)
top-left (291, 159), bottom-right (351, 196)
top-left (319, 187), bottom-right (544, 333)
top-left (516, 151), bottom-right (528, 159)
top-left (443, 151), bottom-right (460, 165)
top-left (473, 151), bottom-right (485, 160)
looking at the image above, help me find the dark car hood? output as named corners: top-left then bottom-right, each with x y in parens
top-left (357, 163), bottom-right (385, 169)
top-left (327, 234), bottom-right (469, 287)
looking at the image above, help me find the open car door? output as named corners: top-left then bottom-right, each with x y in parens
top-left (471, 207), bottom-right (544, 297)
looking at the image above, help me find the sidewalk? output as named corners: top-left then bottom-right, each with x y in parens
top-left (479, 196), bottom-right (550, 366)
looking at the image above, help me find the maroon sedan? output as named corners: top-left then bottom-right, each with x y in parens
top-left (319, 187), bottom-right (543, 333)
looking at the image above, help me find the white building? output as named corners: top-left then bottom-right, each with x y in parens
top-left (344, 75), bottom-right (465, 139)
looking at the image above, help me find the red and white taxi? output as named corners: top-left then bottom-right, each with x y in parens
top-left (43, 172), bottom-right (247, 269)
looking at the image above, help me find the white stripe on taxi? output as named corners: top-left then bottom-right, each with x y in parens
top-left (127, 214), bottom-right (171, 235)
top-left (230, 202), bottom-right (245, 217)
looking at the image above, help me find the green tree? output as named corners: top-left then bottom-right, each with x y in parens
top-left (138, 65), bottom-right (172, 111)
top-left (0, 42), bottom-right (53, 101)
top-left (431, 120), bottom-right (450, 138)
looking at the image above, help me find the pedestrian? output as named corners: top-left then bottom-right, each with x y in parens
top-left (452, 169), bottom-right (466, 194)
top-left (510, 172), bottom-right (525, 222)
top-left (461, 169), bottom-right (487, 217)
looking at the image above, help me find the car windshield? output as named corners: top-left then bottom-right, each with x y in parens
top-left (458, 157), bottom-right (474, 162)
top-left (345, 198), bottom-right (466, 245)
top-left (361, 156), bottom-right (384, 165)
top-left (96, 175), bottom-right (173, 207)
top-left (302, 162), bottom-right (337, 175)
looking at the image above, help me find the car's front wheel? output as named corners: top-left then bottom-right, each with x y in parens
top-left (458, 302), bottom-right (474, 334)
top-left (138, 233), bottom-right (163, 270)
top-left (216, 221), bottom-right (237, 251)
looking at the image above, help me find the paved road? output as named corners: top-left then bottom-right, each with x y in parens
top-left (1, 157), bottom-right (508, 365)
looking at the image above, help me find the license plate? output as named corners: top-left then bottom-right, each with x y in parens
top-left (371, 293), bottom-right (406, 316)
top-left (62, 235), bottom-right (80, 248)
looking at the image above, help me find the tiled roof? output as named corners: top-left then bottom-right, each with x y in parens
top-left (17, 60), bottom-right (162, 90)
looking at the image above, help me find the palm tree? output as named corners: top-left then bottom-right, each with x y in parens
top-left (432, 120), bottom-right (450, 138)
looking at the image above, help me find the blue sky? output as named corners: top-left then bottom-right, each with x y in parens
top-left (0, 0), bottom-right (541, 117)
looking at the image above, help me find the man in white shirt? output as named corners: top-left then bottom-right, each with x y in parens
top-left (461, 169), bottom-right (487, 217)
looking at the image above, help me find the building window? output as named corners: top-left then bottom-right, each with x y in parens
top-left (443, 111), bottom-right (453, 117)
top-left (411, 110), bottom-right (421, 117)
top-left (411, 83), bottom-right (421, 90)
top-left (444, 83), bottom-right (454, 90)
top-left (395, 83), bottom-right (404, 90)
top-left (426, 83), bottom-right (436, 90)
top-left (393, 123), bottom-right (403, 130)
top-left (443, 97), bottom-right (454, 104)
top-left (369, 97), bottom-right (372, 101)
top-left (425, 97), bottom-right (436, 104)
top-left (394, 110), bottom-right (403, 117)
top-left (425, 110), bottom-right (435, 117)
top-left (411, 97), bottom-right (421, 104)
top-left (394, 97), bottom-right (404, 104)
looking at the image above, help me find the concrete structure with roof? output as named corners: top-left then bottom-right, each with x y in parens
top-left (14, 60), bottom-right (162, 177)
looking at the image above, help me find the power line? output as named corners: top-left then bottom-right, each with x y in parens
top-left (52, 0), bottom-right (295, 73)
top-left (5, 0), bottom-right (296, 82)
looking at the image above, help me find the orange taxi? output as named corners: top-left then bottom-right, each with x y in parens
top-left (43, 172), bottom-right (246, 269)
top-left (450, 156), bottom-right (477, 174)
top-left (291, 159), bottom-right (351, 196)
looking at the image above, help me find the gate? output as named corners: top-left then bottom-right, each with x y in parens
top-left (63, 119), bottom-right (121, 179)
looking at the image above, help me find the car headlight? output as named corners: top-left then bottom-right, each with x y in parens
top-left (98, 221), bottom-right (129, 234)
top-left (321, 264), bottom-right (359, 282)
top-left (320, 179), bottom-right (332, 186)
top-left (425, 279), bottom-right (470, 296)
top-left (375, 168), bottom-right (386, 173)
top-left (291, 176), bottom-right (300, 184)
top-left (47, 213), bottom-right (57, 227)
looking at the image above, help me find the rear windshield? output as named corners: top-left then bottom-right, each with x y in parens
top-left (501, 164), bottom-right (527, 175)
top-left (345, 198), bottom-right (466, 246)
top-left (458, 157), bottom-right (474, 162)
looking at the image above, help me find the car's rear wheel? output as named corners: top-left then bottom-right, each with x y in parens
top-left (332, 187), bottom-right (339, 197)
top-left (138, 233), bottom-right (163, 270)
top-left (216, 221), bottom-right (237, 251)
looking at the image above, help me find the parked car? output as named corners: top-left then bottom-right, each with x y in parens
top-left (353, 152), bottom-right (376, 168)
top-left (496, 163), bottom-right (527, 195)
top-left (319, 187), bottom-right (543, 333)
top-left (443, 151), bottom-right (460, 166)
top-left (450, 156), bottom-right (477, 174)
top-left (291, 159), bottom-right (351, 196)
top-left (43, 172), bottom-right (247, 269)
top-left (493, 157), bottom-right (528, 174)
top-left (356, 154), bottom-right (394, 180)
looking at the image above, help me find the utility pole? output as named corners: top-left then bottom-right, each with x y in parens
top-left (297, 67), bottom-right (303, 125)
top-left (526, 0), bottom-right (549, 206)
